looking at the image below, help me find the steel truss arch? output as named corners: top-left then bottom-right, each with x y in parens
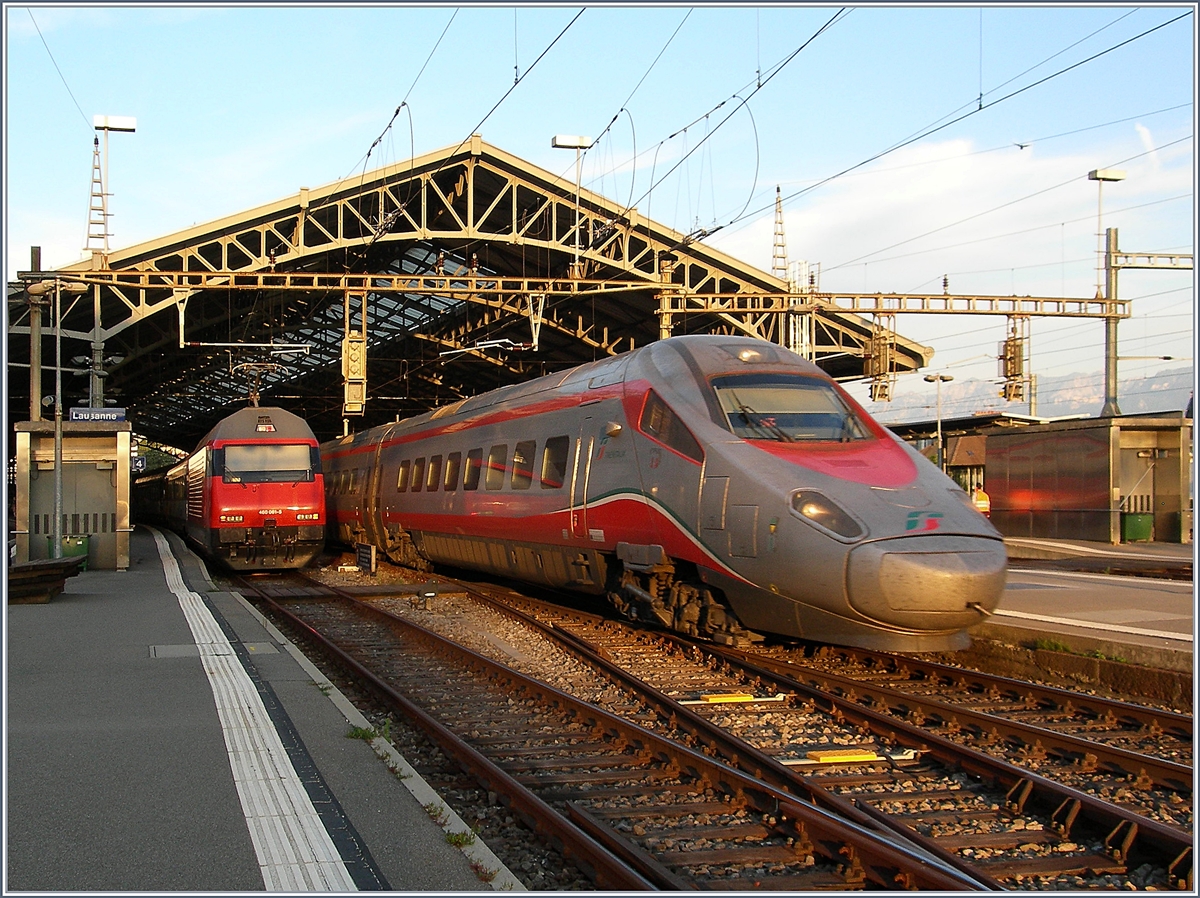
top-left (12, 137), bottom-right (936, 447)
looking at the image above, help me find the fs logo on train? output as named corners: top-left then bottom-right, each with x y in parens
top-left (905, 511), bottom-right (943, 532)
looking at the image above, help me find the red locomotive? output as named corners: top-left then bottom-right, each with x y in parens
top-left (136, 406), bottom-right (325, 570)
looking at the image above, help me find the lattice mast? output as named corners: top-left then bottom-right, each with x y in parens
top-left (84, 137), bottom-right (110, 256)
top-left (772, 186), bottom-right (788, 280)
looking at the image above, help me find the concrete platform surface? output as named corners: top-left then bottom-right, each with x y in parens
top-left (5, 526), bottom-right (519, 892)
top-left (970, 538), bottom-right (1195, 681)
top-left (1005, 536), bottom-right (1194, 564)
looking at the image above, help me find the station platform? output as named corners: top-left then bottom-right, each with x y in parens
top-left (963, 537), bottom-right (1195, 704)
top-left (1004, 536), bottom-right (1194, 569)
top-left (5, 526), bottom-right (521, 892)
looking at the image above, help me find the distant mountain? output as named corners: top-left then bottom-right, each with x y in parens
top-left (866, 367), bottom-right (1194, 425)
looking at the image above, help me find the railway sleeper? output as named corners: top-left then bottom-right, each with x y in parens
top-left (660, 843), bottom-right (816, 867)
top-left (517, 768), bottom-right (679, 787)
top-left (981, 853), bottom-right (1129, 879)
top-left (637, 821), bottom-right (773, 842)
top-left (703, 870), bottom-right (862, 890)
top-left (537, 782), bottom-right (702, 803)
top-left (584, 799), bottom-right (757, 820)
top-left (928, 829), bottom-right (1060, 851)
top-left (486, 740), bottom-right (616, 756)
top-left (497, 755), bottom-right (652, 773)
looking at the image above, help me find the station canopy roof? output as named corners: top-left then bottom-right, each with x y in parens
top-left (8, 135), bottom-right (931, 451)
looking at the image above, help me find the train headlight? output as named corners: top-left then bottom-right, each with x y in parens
top-left (219, 514), bottom-right (244, 523)
top-left (296, 513), bottom-right (320, 521)
top-left (790, 490), bottom-right (864, 540)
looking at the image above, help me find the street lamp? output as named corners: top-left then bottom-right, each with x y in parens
top-left (1089, 168), bottom-right (1125, 418)
top-left (924, 373), bottom-right (954, 471)
top-left (1088, 168), bottom-right (1125, 294)
top-left (27, 278), bottom-right (88, 558)
top-left (551, 134), bottom-right (591, 277)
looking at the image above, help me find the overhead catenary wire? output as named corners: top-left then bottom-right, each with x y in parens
top-left (624, 8), bottom-right (852, 238)
top-left (887, 8), bottom-right (1140, 159)
top-left (554, 8), bottom-right (852, 243)
top-left (825, 134), bottom-right (1193, 272)
top-left (723, 10), bottom-right (1194, 237)
top-left (858, 193), bottom-right (1193, 272)
top-left (721, 101), bottom-right (1192, 231)
top-left (314, 8), bottom-right (460, 219)
top-left (365, 7), bottom-right (586, 250)
top-left (27, 9), bottom-right (90, 130)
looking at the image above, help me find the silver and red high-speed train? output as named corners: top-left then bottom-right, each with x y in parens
top-left (135, 406), bottom-right (326, 570)
top-left (323, 335), bottom-right (1006, 651)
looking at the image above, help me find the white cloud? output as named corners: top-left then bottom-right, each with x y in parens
top-left (1134, 123), bottom-right (1160, 167)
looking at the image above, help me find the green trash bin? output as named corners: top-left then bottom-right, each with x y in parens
top-left (1120, 512), bottom-right (1154, 543)
top-left (48, 535), bottom-right (90, 570)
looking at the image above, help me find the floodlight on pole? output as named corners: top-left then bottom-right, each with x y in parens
top-left (923, 373), bottom-right (954, 472)
top-left (552, 135), bottom-right (591, 276)
top-left (1089, 169), bottom-right (1126, 417)
top-left (1087, 169), bottom-right (1125, 295)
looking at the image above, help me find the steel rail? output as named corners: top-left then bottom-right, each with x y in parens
top-left (495, 598), bottom-right (1003, 890)
top-left (243, 585), bottom-right (655, 891)
top-left (455, 582), bottom-right (1193, 888)
top-left (800, 644), bottom-right (1193, 737)
top-left (693, 639), bottom-right (1194, 890)
top-left (709, 644), bottom-right (1192, 793)
top-left (250, 578), bottom-right (985, 891)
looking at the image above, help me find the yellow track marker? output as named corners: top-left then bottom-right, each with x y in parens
top-left (679, 693), bottom-right (787, 705)
top-left (806, 748), bottom-right (883, 763)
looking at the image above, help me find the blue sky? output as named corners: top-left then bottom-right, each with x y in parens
top-left (4, 3), bottom-right (1195, 419)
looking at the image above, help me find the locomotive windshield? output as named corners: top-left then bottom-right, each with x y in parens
top-left (711, 373), bottom-right (870, 442)
top-left (219, 444), bottom-right (318, 483)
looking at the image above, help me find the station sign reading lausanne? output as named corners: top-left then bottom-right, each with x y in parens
top-left (69, 407), bottom-right (126, 422)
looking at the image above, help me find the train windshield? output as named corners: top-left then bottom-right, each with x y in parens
top-left (220, 444), bottom-right (316, 483)
top-left (711, 373), bottom-right (870, 442)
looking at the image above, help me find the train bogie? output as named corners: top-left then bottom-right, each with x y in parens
top-left (323, 336), bottom-right (1006, 651)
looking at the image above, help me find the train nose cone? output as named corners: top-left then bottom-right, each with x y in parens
top-left (846, 535), bottom-right (1006, 628)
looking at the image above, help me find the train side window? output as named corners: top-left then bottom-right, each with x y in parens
top-left (540, 435), bottom-right (569, 489)
top-left (639, 390), bottom-right (704, 463)
top-left (349, 469), bottom-right (359, 493)
top-left (397, 459), bottom-right (411, 492)
top-left (511, 440), bottom-right (535, 490)
top-left (486, 444), bottom-right (508, 490)
top-left (427, 455), bottom-right (442, 492)
top-left (464, 449), bottom-right (483, 490)
top-left (444, 452), bottom-right (461, 491)
top-left (411, 457), bottom-right (426, 492)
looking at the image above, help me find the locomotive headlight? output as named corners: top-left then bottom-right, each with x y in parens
top-left (296, 513), bottom-right (320, 521)
top-left (790, 490), bottom-right (864, 540)
top-left (219, 514), bottom-right (244, 523)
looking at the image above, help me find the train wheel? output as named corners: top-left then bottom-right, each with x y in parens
top-left (382, 527), bottom-right (432, 572)
top-left (609, 564), bottom-right (759, 646)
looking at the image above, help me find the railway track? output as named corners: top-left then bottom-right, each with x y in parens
top-left (394, 577), bottom-right (1194, 890)
top-left (236, 573), bottom-right (980, 891)
top-left (235, 567), bottom-right (1193, 890)
top-left (728, 643), bottom-right (1192, 799)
